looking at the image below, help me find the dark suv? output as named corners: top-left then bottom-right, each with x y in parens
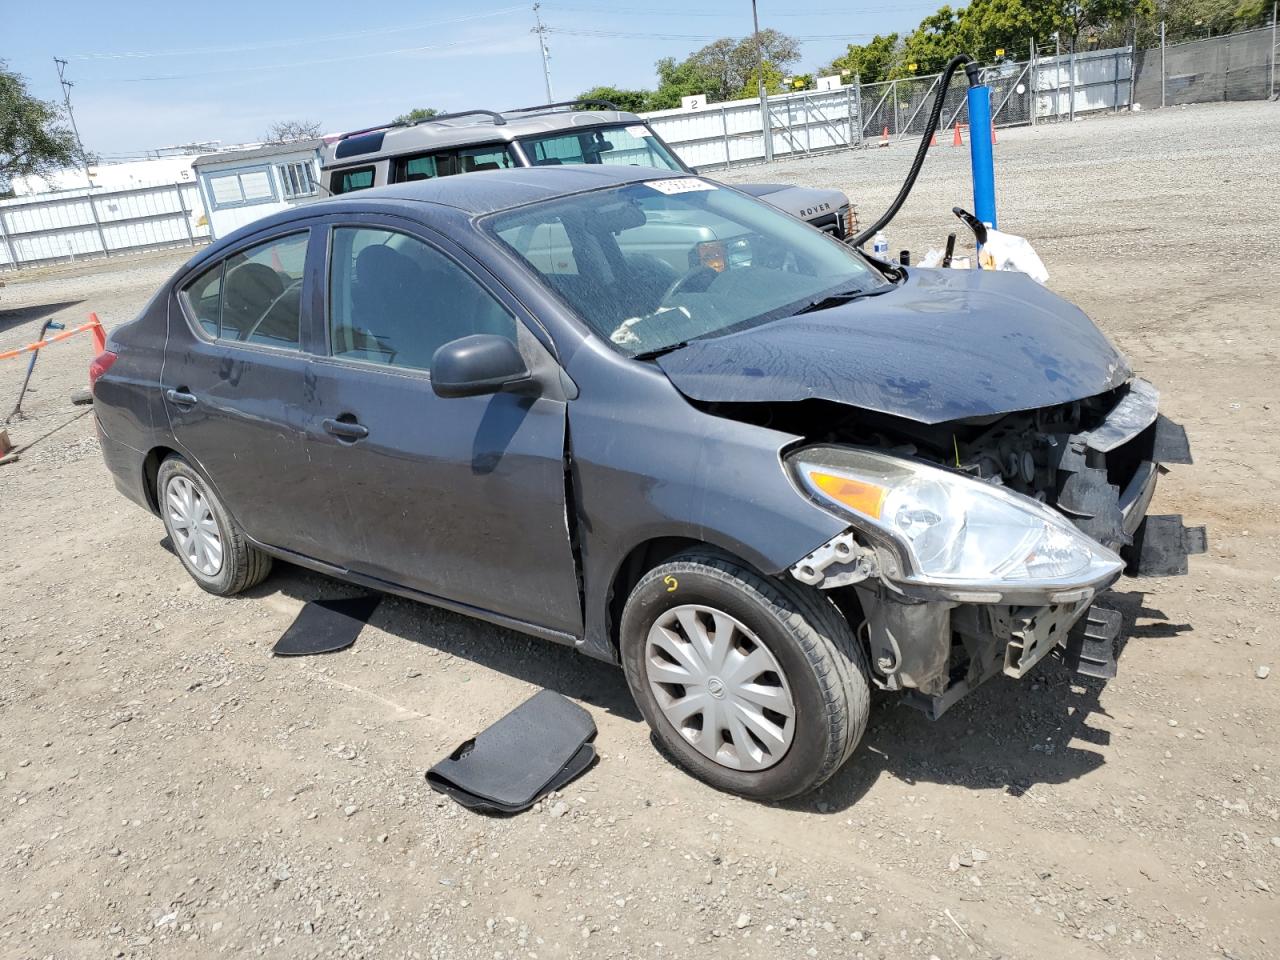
top-left (92, 166), bottom-right (1200, 800)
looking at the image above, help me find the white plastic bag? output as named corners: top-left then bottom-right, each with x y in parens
top-left (978, 229), bottom-right (1049, 284)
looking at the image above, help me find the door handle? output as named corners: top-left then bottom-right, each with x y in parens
top-left (165, 388), bottom-right (198, 407)
top-left (323, 418), bottom-right (369, 441)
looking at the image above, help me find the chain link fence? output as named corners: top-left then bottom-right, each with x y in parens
top-left (1133, 25), bottom-right (1278, 107)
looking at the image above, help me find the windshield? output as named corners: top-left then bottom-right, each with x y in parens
top-left (517, 124), bottom-right (684, 172)
top-left (486, 179), bottom-right (888, 357)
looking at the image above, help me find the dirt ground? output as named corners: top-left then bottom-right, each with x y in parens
top-left (1, 100), bottom-right (1277, 960)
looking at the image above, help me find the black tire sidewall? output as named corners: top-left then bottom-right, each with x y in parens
top-left (620, 559), bottom-right (845, 800)
top-left (157, 456), bottom-right (240, 595)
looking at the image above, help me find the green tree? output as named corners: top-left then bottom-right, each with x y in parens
top-left (576, 85), bottom-right (652, 113)
top-left (822, 33), bottom-right (902, 84)
top-left (394, 107), bottom-right (440, 125)
top-left (651, 30), bottom-right (802, 107)
top-left (0, 62), bottom-right (79, 186)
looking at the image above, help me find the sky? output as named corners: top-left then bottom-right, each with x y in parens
top-left (7, 0), bottom-right (946, 159)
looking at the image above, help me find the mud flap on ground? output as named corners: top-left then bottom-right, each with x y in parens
top-left (1059, 605), bottom-right (1122, 679)
top-left (1125, 514), bottom-right (1208, 577)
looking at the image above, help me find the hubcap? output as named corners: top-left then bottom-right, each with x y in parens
top-left (165, 475), bottom-right (223, 577)
top-left (645, 604), bottom-right (796, 772)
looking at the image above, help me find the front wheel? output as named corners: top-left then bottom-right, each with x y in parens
top-left (157, 455), bottom-right (272, 596)
top-left (619, 551), bottom-right (870, 800)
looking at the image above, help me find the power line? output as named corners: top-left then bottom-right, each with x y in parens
top-left (547, 2), bottom-right (937, 16)
top-left (72, 7), bottom-right (524, 61)
top-left (545, 27), bottom-right (876, 41)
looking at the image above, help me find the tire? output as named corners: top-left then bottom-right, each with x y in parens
top-left (619, 550), bottom-right (870, 801)
top-left (156, 455), bottom-right (272, 596)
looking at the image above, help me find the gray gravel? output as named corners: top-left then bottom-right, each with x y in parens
top-left (2, 100), bottom-right (1278, 960)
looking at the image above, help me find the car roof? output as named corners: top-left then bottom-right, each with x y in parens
top-left (322, 109), bottom-right (642, 168)
top-left (189, 166), bottom-right (690, 266)
top-left (363, 164), bottom-right (680, 214)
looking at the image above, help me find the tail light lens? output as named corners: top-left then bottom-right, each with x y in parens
top-left (89, 350), bottom-right (118, 387)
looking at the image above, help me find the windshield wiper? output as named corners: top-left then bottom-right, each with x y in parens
top-left (632, 341), bottom-right (688, 361)
top-left (792, 287), bottom-right (889, 316)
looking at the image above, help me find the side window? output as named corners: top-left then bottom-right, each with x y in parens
top-left (328, 227), bottom-right (516, 372)
top-left (456, 145), bottom-right (515, 173)
top-left (218, 232), bottom-right (308, 347)
top-left (332, 167), bottom-right (374, 194)
top-left (183, 263), bottom-right (222, 336)
top-left (400, 153), bottom-right (449, 181)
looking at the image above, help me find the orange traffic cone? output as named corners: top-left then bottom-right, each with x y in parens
top-left (952, 123), bottom-right (963, 146)
top-left (991, 121), bottom-right (998, 145)
top-left (929, 130), bottom-right (939, 147)
top-left (880, 126), bottom-right (889, 146)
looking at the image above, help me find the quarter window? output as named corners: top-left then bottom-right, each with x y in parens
top-left (181, 231), bottom-right (308, 348)
top-left (328, 227), bottom-right (515, 372)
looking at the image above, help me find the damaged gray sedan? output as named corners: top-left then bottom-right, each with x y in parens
top-left (93, 165), bottom-right (1203, 800)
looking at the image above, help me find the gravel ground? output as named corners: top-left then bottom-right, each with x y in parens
top-left (1, 100), bottom-right (1278, 960)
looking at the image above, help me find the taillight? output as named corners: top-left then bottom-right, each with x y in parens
top-left (89, 350), bottom-right (118, 387)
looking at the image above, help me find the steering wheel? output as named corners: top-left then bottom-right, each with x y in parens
top-left (657, 266), bottom-right (718, 307)
top-left (240, 277), bottom-right (304, 342)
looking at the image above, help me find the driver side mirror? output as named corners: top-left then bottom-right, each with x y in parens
top-left (431, 335), bottom-right (532, 399)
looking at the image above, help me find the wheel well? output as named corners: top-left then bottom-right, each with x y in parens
top-left (606, 537), bottom-right (704, 654)
top-left (142, 445), bottom-right (180, 514)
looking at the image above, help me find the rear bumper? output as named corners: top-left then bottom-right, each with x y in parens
top-left (96, 416), bottom-right (153, 513)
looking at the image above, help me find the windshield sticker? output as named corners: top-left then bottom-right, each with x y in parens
top-left (625, 125), bottom-right (651, 138)
top-left (645, 178), bottom-right (717, 195)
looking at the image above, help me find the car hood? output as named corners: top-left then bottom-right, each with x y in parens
top-left (735, 182), bottom-right (848, 219)
top-left (655, 267), bottom-right (1133, 425)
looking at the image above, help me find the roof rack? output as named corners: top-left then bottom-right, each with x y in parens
top-left (337, 109), bottom-right (507, 142)
top-left (503, 98), bottom-right (621, 115)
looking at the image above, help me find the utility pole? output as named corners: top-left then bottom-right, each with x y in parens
top-left (1160, 20), bottom-right (1167, 108)
top-left (751, 0), bottom-right (773, 162)
top-left (531, 3), bottom-right (554, 103)
top-left (54, 58), bottom-right (92, 188)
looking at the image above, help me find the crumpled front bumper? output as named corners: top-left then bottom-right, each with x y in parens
top-left (787, 380), bottom-right (1206, 718)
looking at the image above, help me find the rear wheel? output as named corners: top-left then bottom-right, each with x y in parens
top-left (157, 455), bottom-right (272, 596)
top-left (619, 551), bottom-right (870, 800)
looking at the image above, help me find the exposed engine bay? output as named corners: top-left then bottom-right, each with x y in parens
top-left (695, 378), bottom-right (1207, 718)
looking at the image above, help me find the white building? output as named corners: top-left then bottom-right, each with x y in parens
top-left (192, 140), bottom-right (323, 240)
top-left (12, 154), bottom-right (203, 196)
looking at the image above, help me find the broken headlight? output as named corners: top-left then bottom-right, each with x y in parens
top-left (789, 446), bottom-right (1123, 589)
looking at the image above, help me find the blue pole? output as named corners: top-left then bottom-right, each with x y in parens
top-left (966, 82), bottom-right (997, 230)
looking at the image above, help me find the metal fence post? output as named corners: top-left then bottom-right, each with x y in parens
top-left (176, 185), bottom-right (196, 246)
top-left (1272, 1), bottom-right (1277, 98)
top-left (1055, 34), bottom-right (1063, 121)
top-left (0, 209), bottom-right (19, 270)
top-left (1161, 21), bottom-right (1167, 107)
top-left (854, 73), bottom-right (864, 147)
top-left (1030, 39), bottom-right (1037, 125)
top-left (1112, 47), bottom-right (1121, 110)
top-left (86, 193), bottom-right (110, 258)
top-left (1068, 43), bottom-right (1077, 121)
top-left (891, 79), bottom-right (900, 135)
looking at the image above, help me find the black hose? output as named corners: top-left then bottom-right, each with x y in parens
top-left (851, 54), bottom-right (976, 248)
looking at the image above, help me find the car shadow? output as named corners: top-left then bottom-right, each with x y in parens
top-left (228, 553), bottom-right (643, 722)
top-left (0, 300), bottom-right (86, 336)
top-left (173, 542), bottom-right (1182, 805)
